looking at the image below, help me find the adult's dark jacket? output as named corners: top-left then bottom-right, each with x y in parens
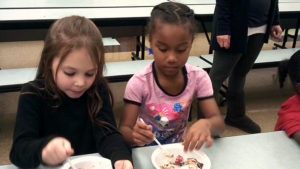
top-left (211, 0), bottom-right (280, 53)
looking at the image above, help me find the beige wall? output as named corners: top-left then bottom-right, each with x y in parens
top-left (0, 41), bottom-right (43, 69)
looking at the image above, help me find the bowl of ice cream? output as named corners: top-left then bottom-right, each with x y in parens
top-left (151, 143), bottom-right (211, 169)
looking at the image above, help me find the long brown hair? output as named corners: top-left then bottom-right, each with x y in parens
top-left (35, 15), bottom-right (112, 128)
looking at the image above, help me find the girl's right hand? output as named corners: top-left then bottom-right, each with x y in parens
top-left (42, 137), bottom-right (74, 166)
top-left (132, 120), bottom-right (154, 146)
top-left (114, 160), bottom-right (133, 169)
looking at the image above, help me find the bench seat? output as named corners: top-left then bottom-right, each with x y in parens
top-left (0, 56), bottom-right (211, 93)
top-left (200, 48), bottom-right (300, 68)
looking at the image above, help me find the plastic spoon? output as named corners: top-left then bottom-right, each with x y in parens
top-left (139, 118), bottom-right (172, 157)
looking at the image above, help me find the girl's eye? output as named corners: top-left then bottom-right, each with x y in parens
top-left (159, 48), bottom-right (167, 52)
top-left (85, 73), bottom-right (95, 77)
top-left (176, 49), bottom-right (187, 53)
top-left (64, 72), bottom-right (75, 76)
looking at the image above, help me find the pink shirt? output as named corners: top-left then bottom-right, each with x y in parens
top-left (124, 62), bottom-right (213, 144)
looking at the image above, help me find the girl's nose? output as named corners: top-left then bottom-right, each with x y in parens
top-left (74, 76), bottom-right (85, 87)
top-left (167, 52), bottom-right (177, 63)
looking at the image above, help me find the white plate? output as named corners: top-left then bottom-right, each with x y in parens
top-left (151, 144), bottom-right (211, 169)
top-left (60, 155), bottom-right (113, 169)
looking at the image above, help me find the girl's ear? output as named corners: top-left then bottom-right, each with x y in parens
top-left (149, 37), bottom-right (153, 49)
top-left (148, 34), bottom-right (152, 44)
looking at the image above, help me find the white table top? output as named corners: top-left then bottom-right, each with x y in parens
top-left (279, 2), bottom-right (300, 12)
top-left (174, 0), bottom-right (300, 4)
top-left (1, 131), bottom-right (299, 169)
top-left (172, 0), bottom-right (216, 5)
top-left (0, 7), bottom-right (153, 21)
top-left (102, 37), bottom-right (120, 46)
top-left (132, 131), bottom-right (300, 169)
top-left (201, 48), bottom-right (300, 64)
top-left (0, 56), bottom-right (211, 87)
top-left (0, 1), bottom-right (299, 22)
top-left (0, 5), bottom-right (217, 22)
top-left (0, 0), bottom-right (166, 8)
top-left (279, 0), bottom-right (300, 3)
top-left (1, 0), bottom-right (298, 8)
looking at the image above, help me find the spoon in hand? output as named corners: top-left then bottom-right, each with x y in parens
top-left (139, 118), bottom-right (172, 157)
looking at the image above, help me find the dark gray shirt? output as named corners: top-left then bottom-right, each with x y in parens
top-left (248, 0), bottom-right (271, 27)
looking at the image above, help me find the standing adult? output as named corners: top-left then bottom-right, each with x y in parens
top-left (209, 0), bottom-right (282, 133)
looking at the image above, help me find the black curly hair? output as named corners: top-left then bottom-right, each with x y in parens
top-left (278, 50), bottom-right (300, 90)
top-left (147, 2), bottom-right (197, 42)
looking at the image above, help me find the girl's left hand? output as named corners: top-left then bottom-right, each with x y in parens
top-left (182, 119), bottom-right (213, 152)
top-left (114, 160), bottom-right (133, 169)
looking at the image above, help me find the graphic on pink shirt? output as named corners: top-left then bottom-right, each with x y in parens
top-left (146, 100), bottom-right (189, 144)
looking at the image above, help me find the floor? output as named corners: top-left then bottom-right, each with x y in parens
top-left (0, 33), bottom-right (299, 165)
